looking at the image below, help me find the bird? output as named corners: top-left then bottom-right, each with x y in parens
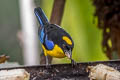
top-left (34, 7), bottom-right (75, 66)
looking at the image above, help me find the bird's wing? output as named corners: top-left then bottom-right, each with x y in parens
top-left (38, 27), bottom-right (45, 44)
top-left (44, 34), bottom-right (54, 50)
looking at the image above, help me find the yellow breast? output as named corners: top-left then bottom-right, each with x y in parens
top-left (42, 44), bottom-right (66, 58)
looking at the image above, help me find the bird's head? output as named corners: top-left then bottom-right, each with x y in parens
top-left (61, 36), bottom-right (74, 59)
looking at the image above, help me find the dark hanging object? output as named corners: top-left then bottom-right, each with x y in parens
top-left (93, 0), bottom-right (120, 59)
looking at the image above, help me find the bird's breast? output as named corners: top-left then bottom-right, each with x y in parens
top-left (42, 44), bottom-right (66, 58)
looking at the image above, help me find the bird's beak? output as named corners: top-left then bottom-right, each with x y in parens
top-left (64, 50), bottom-right (72, 59)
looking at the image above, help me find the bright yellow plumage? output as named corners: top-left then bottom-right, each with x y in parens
top-left (42, 36), bottom-right (73, 58)
top-left (42, 44), bottom-right (66, 58)
top-left (62, 36), bottom-right (72, 45)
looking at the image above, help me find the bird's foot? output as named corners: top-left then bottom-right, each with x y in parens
top-left (45, 63), bottom-right (51, 69)
top-left (71, 59), bottom-right (77, 67)
top-left (45, 56), bottom-right (51, 68)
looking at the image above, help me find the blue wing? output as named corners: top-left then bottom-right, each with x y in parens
top-left (34, 7), bottom-right (54, 50)
top-left (38, 28), bottom-right (54, 50)
top-left (45, 35), bottom-right (54, 50)
top-left (38, 28), bottom-right (45, 43)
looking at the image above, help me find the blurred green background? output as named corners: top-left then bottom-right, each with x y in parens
top-left (0, 0), bottom-right (108, 65)
top-left (0, 0), bottom-right (22, 64)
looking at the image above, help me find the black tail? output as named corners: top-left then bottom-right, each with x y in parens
top-left (34, 7), bottom-right (49, 27)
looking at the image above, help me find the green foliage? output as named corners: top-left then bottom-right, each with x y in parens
top-left (42, 0), bottom-right (108, 63)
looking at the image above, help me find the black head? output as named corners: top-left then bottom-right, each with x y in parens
top-left (61, 36), bottom-right (74, 59)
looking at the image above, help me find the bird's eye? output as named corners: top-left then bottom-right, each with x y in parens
top-left (63, 44), bottom-right (70, 50)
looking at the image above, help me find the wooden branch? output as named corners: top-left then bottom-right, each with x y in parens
top-left (50, 0), bottom-right (66, 25)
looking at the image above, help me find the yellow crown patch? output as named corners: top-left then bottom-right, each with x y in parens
top-left (62, 36), bottom-right (72, 45)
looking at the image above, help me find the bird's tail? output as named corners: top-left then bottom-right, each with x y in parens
top-left (34, 7), bottom-right (49, 27)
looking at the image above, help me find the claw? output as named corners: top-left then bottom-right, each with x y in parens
top-left (71, 59), bottom-right (77, 67)
top-left (45, 56), bottom-right (51, 68)
top-left (46, 64), bottom-right (51, 69)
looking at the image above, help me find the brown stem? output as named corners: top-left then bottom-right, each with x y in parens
top-left (40, 0), bottom-right (66, 64)
top-left (50, 0), bottom-right (66, 25)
